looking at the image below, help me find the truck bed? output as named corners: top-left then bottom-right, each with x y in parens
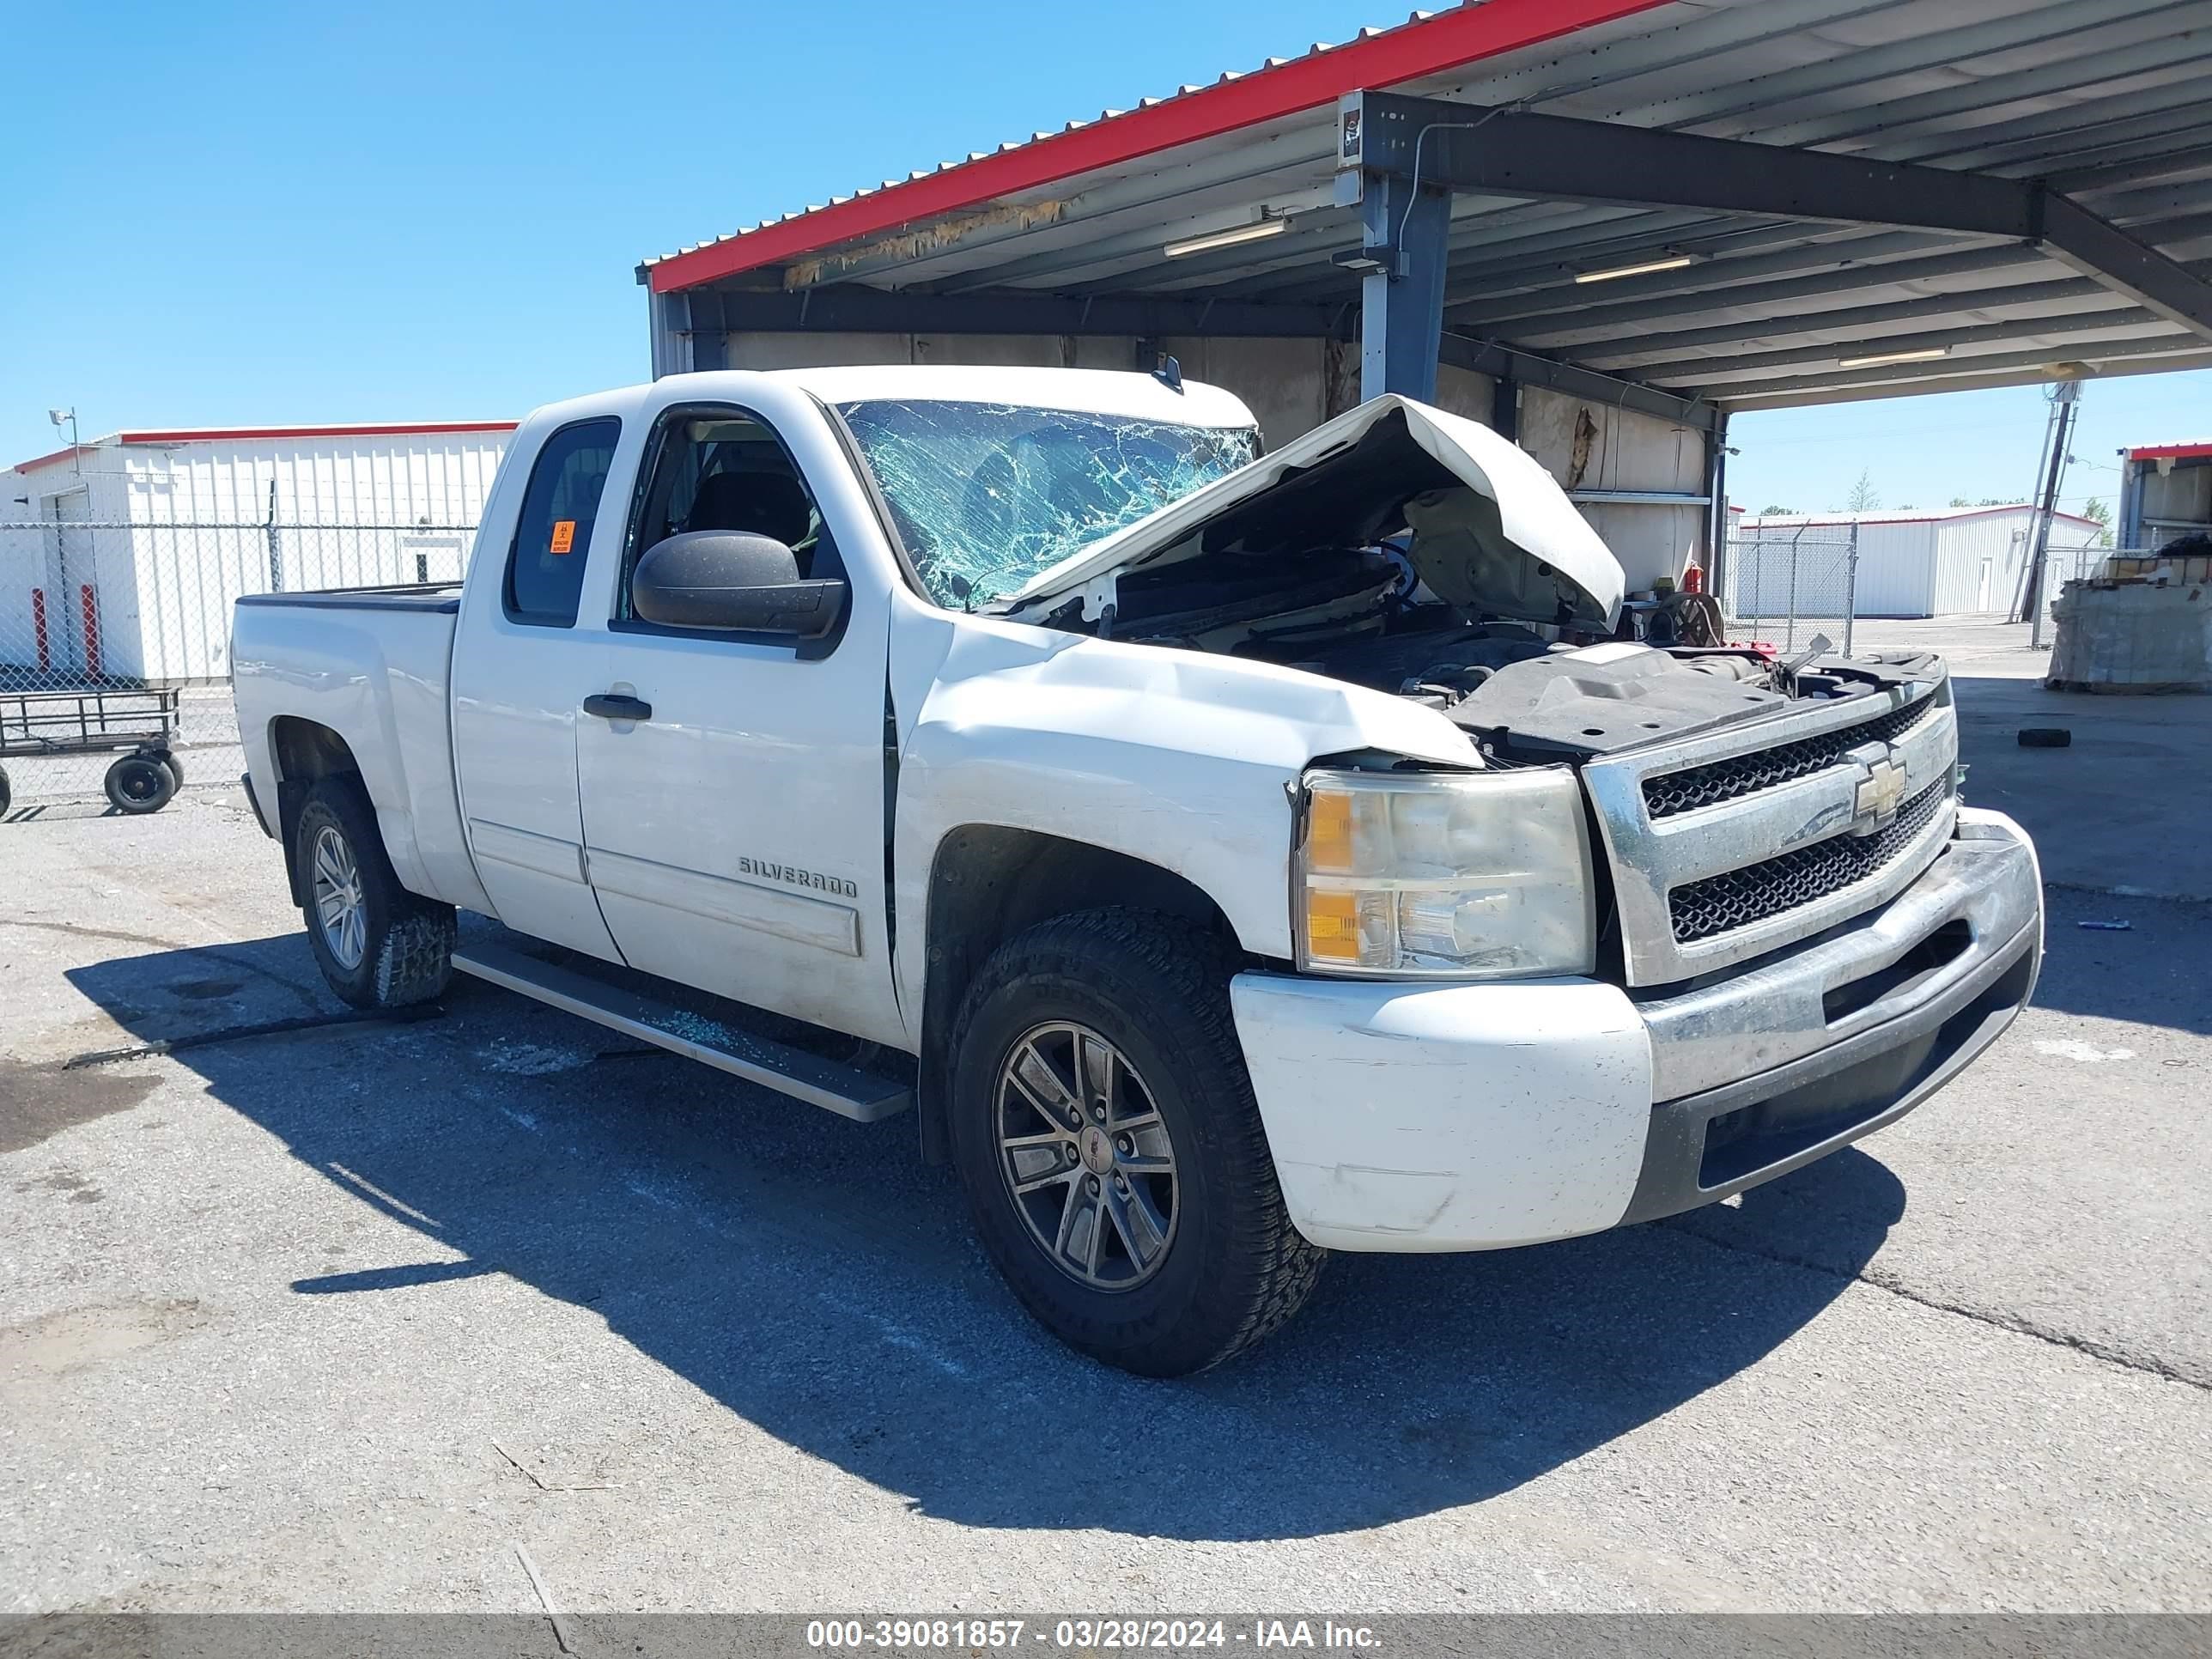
top-left (230, 584), bottom-right (485, 913)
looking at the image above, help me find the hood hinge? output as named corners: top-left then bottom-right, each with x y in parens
top-left (1081, 570), bottom-right (1121, 638)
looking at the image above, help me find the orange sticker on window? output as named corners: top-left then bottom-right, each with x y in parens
top-left (549, 520), bottom-right (576, 555)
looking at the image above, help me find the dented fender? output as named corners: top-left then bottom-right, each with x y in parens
top-left (886, 597), bottom-right (1479, 1022)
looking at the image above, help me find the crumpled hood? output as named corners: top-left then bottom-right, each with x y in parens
top-left (1003, 393), bottom-right (1624, 629)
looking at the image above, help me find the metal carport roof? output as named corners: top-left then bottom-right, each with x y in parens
top-left (640, 0), bottom-right (2212, 413)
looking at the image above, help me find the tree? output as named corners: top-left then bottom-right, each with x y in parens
top-left (1949, 495), bottom-right (1972, 507)
top-left (1845, 469), bottom-right (1880, 512)
top-left (2082, 496), bottom-right (2113, 546)
top-left (1759, 503), bottom-right (1796, 516)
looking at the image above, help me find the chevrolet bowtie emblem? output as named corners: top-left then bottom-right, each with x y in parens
top-left (1851, 752), bottom-right (1909, 835)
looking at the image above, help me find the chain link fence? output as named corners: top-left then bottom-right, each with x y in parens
top-left (2026, 539), bottom-right (2136, 647)
top-left (1717, 529), bottom-right (1860, 655)
top-left (1, 517), bottom-right (473, 814)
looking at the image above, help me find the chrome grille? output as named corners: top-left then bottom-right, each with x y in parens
top-left (1643, 692), bottom-right (1938, 818)
top-left (1577, 674), bottom-right (1960, 987)
top-left (1668, 780), bottom-right (1951, 943)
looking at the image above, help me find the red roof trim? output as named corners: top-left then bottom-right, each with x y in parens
top-left (647, 0), bottom-right (1680, 295)
top-left (13, 444), bottom-right (86, 475)
top-left (2127, 441), bottom-right (2212, 461)
top-left (11, 421), bottom-right (516, 474)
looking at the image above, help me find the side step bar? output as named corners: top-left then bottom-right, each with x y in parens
top-left (452, 942), bottom-right (911, 1123)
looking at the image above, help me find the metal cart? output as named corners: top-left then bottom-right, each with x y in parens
top-left (0, 685), bottom-right (184, 817)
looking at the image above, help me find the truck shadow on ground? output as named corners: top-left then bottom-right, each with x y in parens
top-left (67, 934), bottom-right (1904, 1543)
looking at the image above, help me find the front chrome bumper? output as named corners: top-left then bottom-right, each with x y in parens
top-left (1620, 805), bottom-right (2042, 1224)
top-left (1229, 807), bottom-right (2041, 1254)
top-left (1636, 807), bottom-right (2042, 1102)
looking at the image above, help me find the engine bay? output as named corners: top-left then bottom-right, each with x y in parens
top-left (990, 398), bottom-right (1936, 766)
top-left (1051, 540), bottom-right (1934, 764)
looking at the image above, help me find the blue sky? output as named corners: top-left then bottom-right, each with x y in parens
top-left (4, 1), bottom-right (2206, 514)
top-left (1728, 374), bottom-right (2212, 523)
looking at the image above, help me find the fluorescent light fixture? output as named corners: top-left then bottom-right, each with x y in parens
top-left (1572, 253), bottom-right (1695, 284)
top-left (1163, 216), bottom-right (1289, 258)
top-left (1837, 345), bottom-right (1951, 369)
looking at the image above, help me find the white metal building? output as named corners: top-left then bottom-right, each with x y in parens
top-left (1733, 505), bottom-right (2105, 618)
top-left (1, 422), bottom-right (513, 684)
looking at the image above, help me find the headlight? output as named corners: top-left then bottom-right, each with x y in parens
top-left (1295, 766), bottom-right (1596, 979)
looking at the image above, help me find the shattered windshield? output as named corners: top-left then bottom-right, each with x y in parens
top-left (836, 399), bottom-right (1258, 607)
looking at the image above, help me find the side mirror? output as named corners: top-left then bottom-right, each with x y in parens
top-left (630, 531), bottom-right (847, 638)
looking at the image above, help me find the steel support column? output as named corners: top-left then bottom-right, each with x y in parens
top-left (1704, 412), bottom-right (1730, 595)
top-left (689, 330), bottom-right (729, 373)
top-left (1357, 173), bottom-right (1452, 402)
top-left (1491, 374), bottom-right (1519, 441)
top-left (641, 278), bottom-right (692, 379)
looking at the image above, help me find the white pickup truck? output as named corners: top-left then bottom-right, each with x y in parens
top-left (232, 365), bottom-right (2042, 1375)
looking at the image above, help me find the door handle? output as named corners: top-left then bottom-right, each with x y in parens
top-left (583, 693), bottom-right (653, 722)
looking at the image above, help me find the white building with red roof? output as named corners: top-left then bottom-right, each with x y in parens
top-left (3, 420), bottom-right (514, 683)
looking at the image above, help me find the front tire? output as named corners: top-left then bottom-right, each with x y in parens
top-left (294, 778), bottom-right (455, 1009)
top-left (948, 908), bottom-right (1323, 1376)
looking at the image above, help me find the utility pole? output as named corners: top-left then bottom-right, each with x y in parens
top-left (2013, 380), bottom-right (2081, 639)
top-left (265, 478), bottom-right (283, 593)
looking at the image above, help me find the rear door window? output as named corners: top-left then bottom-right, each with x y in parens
top-left (504, 417), bottom-right (621, 626)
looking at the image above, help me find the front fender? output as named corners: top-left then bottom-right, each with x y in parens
top-left (887, 603), bottom-right (1479, 1022)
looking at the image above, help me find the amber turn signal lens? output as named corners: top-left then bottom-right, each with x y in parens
top-left (1303, 889), bottom-right (1362, 961)
top-left (1304, 787), bottom-right (1352, 872)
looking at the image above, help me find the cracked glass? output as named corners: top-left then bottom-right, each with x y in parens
top-left (836, 399), bottom-right (1258, 607)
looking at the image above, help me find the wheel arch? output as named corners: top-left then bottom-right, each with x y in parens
top-left (269, 716), bottom-right (367, 907)
top-left (915, 824), bottom-right (1243, 1164)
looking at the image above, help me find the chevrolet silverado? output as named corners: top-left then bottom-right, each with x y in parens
top-left (230, 366), bottom-right (2042, 1374)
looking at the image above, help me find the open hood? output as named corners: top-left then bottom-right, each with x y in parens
top-left (1003, 393), bottom-right (1624, 629)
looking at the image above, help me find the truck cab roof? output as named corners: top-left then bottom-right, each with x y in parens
top-left (540, 365), bottom-right (1260, 434)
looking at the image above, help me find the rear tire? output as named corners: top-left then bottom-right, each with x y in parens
top-left (294, 777), bottom-right (455, 1009)
top-left (105, 754), bottom-right (176, 815)
top-left (948, 908), bottom-right (1324, 1376)
top-left (0, 762), bottom-right (11, 817)
top-left (155, 749), bottom-right (185, 790)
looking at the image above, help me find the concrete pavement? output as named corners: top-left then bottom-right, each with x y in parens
top-left (3, 660), bottom-right (2208, 1615)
